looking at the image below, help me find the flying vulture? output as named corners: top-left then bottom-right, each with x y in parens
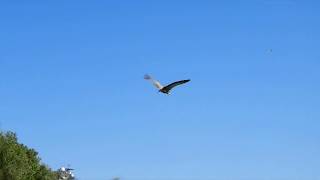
top-left (144, 74), bottom-right (190, 94)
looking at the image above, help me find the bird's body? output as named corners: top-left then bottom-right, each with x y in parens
top-left (144, 74), bottom-right (190, 94)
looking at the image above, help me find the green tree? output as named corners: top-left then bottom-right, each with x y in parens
top-left (0, 131), bottom-right (57, 180)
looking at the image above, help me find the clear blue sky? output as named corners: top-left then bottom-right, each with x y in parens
top-left (1, 1), bottom-right (320, 179)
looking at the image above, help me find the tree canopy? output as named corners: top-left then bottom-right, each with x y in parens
top-left (0, 131), bottom-right (57, 180)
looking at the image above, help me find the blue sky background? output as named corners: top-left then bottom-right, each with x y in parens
top-left (0, 1), bottom-right (320, 179)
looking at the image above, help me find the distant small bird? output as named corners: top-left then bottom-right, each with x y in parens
top-left (144, 74), bottom-right (190, 94)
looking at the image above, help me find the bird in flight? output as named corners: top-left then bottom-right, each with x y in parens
top-left (144, 74), bottom-right (190, 94)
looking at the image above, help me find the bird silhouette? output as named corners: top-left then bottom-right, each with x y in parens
top-left (144, 74), bottom-right (190, 94)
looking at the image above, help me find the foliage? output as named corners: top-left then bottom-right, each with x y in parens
top-left (0, 131), bottom-right (58, 180)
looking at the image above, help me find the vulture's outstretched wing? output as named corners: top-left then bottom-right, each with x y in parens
top-left (144, 74), bottom-right (163, 90)
top-left (162, 79), bottom-right (190, 92)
